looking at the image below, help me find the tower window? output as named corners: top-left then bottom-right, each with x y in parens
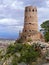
top-left (28, 35), bottom-right (30, 37)
top-left (29, 23), bottom-right (31, 24)
top-left (32, 9), bottom-right (34, 12)
top-left (29, 30), bottom-right (31, 32)
top-left (24, 36), bottom-right (26, 39)
top-left (25, 30), bottom-right (27, 32)
top-left (32, 30), bottom-right (34, 31)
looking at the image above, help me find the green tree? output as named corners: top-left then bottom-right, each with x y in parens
top-left (41, 20), bottom-right (49, 42)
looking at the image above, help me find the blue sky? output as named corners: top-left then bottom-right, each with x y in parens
top-left (0, 0), bottom-right (49, 39)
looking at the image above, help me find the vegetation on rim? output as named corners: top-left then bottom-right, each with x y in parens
top-left (41, 20), bottom-right (49, 42)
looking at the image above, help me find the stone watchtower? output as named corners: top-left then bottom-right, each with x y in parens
top-left (20, 6), bottom-right (44, 42)
top-left (24, 6), bottom-right (38, 32)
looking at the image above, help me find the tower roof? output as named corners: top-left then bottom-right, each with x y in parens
top-left (25, 6), bottom-right (37, 9)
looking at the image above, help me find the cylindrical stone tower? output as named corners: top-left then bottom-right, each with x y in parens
top-left (23, 6), bottom-right (38, 32)
top-left (19, 6), bottom-right (45, 42)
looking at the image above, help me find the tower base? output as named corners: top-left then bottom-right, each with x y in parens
top-left (20, 31), bottom-right (45, 42)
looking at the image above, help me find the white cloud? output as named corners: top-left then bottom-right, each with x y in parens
top-left (0, 18), bottom-right (23, 33)
top-left (38, 7), bottom-right (49, 22)
top-left (0, 4), bottom-right (6, 10)
top-left (37, 7), bottom-right (49, 29)
top-left (38, 7), bottom-right (49, 20)
top-left (0, 18), bottom-right (19, 25)
top-left (46, 0), bottom-right (49, 7)
top-left (0, 25), bottom-right (23, 33)
top-left (38, 7), bottom-right (49, 12)
top-left (0, 0), bottom-right (24, 10)
top-left (11, 1), bottom-right (24, 10)
top-left (0, 0), bottom-right (24, 33)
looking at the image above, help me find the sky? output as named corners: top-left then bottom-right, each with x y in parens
top-left (0, 0), bottom-right (49, 39)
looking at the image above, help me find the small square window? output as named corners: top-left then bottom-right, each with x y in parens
top-left (25, 30), bottom-right (27, 32)
top-left (32, 30), bottom-right (34, 31)
top-left (28, 35), bottom-right (30, 37)
top-left (29, 30), bottom-right (31, 32)
top-left (29, 23), bottom-right (31, 24)
top-left (32, 9), bottom-right (34, 12)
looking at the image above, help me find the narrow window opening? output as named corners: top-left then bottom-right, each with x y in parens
top-left (28, 35), bottom-right (30, 37)
top-left (29, 30), bottom-right (31, 32)
top-left (25, 30), bottom-right (27, 32)
top-left (32, 9), bottom-right (34, 12)
top-left (29, 23), bottom-right (31, 24)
